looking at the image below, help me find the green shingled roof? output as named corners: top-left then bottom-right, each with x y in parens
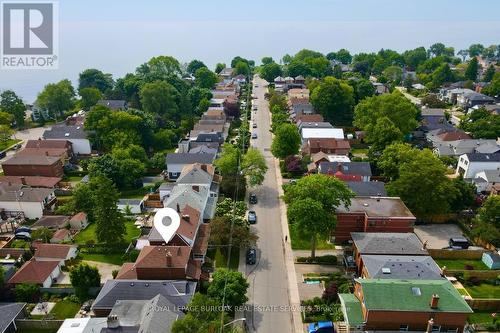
top-left (356, 279), bottom-right (473, 313)
top-left (339, 293), bottom-right (364, 326)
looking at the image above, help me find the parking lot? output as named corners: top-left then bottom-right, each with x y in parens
top-left (413, 224), bottom-right (465, 249)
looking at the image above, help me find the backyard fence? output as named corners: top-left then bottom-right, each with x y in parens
top-left (15, 319), bottom-right (64, 331)
top-left (465, 297), bottom-right (500, 311)
top-left (428, 248), bottom-right (484, 260)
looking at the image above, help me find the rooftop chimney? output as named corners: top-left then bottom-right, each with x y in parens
top-left (182, 214), bottom-right (190, 223)
top-left (426, 318), bottom-right (434, 333)
top-left (176, 203), bottom-right (180, 213)
top-left (201, 164), bottom-right (208, 172)
top-left (422, 240), bottom-right (428, 251)
top-left (20, 177), bottom-right (26, 185)
top-left (430, 294), bottom-right (440, 309)
top-left (107, 314), bottom-right (120, 329)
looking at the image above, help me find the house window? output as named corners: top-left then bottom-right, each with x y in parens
top-left (400, 325), bottom-right (409, 331)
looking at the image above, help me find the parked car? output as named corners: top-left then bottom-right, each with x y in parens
top-left (13, 144), bottom-right (21, 150)
top-left (14, 232), bottom-right (31, 241)
top-left (248, 210), bottom-right (257, 224)
top-left (251, 132), bottom-right (257, 139)
top-left (308, 321), bottom-right (335, 333)
top-left (246, 248), bottom-right (257, 265)
top-left (15, 227), bottom-right (31, 234)
top-left (0, 151), bottom-right (6, 159)
top-left (252, 123), bottom-right (257, 128)
top-left (449, 237), bottom-right (470, 249)
top-left (249, 193), bottom-right (257, 204)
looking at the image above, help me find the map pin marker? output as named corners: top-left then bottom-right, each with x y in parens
top-left (153, 207), bottom-right (180, 244)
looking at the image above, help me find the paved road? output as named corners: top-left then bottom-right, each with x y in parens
top-left (243, 77), bottom-right (294, 333)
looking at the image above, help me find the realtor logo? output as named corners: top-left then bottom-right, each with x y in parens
top-left (1, 1), bottom-right (58, 69)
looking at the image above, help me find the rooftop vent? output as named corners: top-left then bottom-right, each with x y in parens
top-left (382, 268), bottom-right (391, 274)
top-left (64, 133), bottom-right (70, 137)
top-left (411, 287), bottom-right (422, 296)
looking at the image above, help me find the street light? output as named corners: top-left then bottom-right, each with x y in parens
top-left (223, 318), bottom-right (246, 328)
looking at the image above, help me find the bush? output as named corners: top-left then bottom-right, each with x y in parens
top-left (296, 255), bottom-right (337, 265)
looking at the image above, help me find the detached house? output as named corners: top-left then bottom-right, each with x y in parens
top-left (0, 183), bottom-right (56, 219)
top-left (456, 153), bottom-right (500, 179)
top-left (165, 153), bottom-right (216, 179)
top-left (334, 197), bottom-right (416, 244)
top-left (43, 124), bottom-right (91, 155)
top-left (2, 155), bottom-right (63, 178)
top-left (339, 279), bottom-right (472, 333)
top-left (318, 162), bottom-right (372, 182)
top-left (302, 138), bottom-right (350, 155)
top-left (8, 259), bottom-right (61, 287)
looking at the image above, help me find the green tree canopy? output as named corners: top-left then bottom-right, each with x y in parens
top-left (194, 67), bottom-right (218, 89)
top-left (79, 87), bottom-right (102, 111)
top-left (140, 81), bottom-right (180, 119)
top-left (214, 143), bottom-right (240, 176)
top-left (78, 68), bottom-right (113, 94)
top-left (271, 123), bottom-right (301, 159)
top-left (172, 293), bottom-right (228, 333)
top-left (0, 90), bottom-right (25, 127)
top-left (310, 77), bottom-right (355, 125)
top-left (260, 62), bottom-right (282, 82)
top-left (207, 268), bottom-right (249, 310)
top-left (464, 57), bottom-right (479, 81)
top-left (186, 59), bottom-right (207, 74)
top-left (354, 92), bottom-right (418, 144)
top-left (70, 263), bottom-right (101, 301)
top-left (36, 79), bottom-right (75, 120)
top-left (242, 148), bottom-right (268, 187)
top-left (472, 196), bottom-right (500, 247)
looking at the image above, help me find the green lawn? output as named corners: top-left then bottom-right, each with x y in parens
top-left (119, 185), bottom-right (156, 199)
top-left (79, 253), bottom-right (125, 265)
top-left (10, 239), bottom-right (30, 249)
top-left (351, 148), bottom-right (368, 155)
top-left (74, 221), bottom-right (140, 245)
top-left (466, 283), bottom-right (500, 299)
top-left (434, 259), bottom-right (489, 270)
top-left (208, 248), bottom-right (239, 270)
top-left (468, 311), bottom-right (498, 324)
top-left (0, 139), bottom-right (21, 151)
top-left (289, 223), bottom-right (335, 250)
top-left (49, 299), bottom-right (80, 319)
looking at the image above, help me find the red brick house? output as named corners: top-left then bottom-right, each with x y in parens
top-left (2, 155), bottom-right (64, 177)
top-left (302, 138), bottom-right (351, 155)
top-left (334, 197), bottom-right (416, 243)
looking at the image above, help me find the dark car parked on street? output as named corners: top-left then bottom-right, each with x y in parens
top-left (249, 193), bottom-right (257, 204)
top-left (246, 248), bottom-right (257, 265)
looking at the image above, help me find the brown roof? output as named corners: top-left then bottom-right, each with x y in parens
top-left (307, 138), bottom-right (351, 150)
top-left (18, 148), bottom-right (68, 158)
top-left (176, 205), bottom-right (202, 242)
top-left (51, 229), bottom-right (71, 241)
top-left (25, 139), bottom-right (72, 149)
top-left (0, 176), bottom-right (61, 188)
top-left (438, 131), bottom-right (472, 141)
top-left (2, 155), bottom-right (60, 166)
top-left (115, 262), bottom-right (137, 279)
top-left (311, 152), bottom-right (329, 164)
top-left (295, 114), bottom-right (324, 123)
top-left (192, 223), bottom-right (210, 255)
top-left (70, 212), bottom-right (87, 222)
top-left (33, 243), bottom-right (74, 259)
top-left (0, 248), bottom-right (27, 259)
top-left (8, 259), bottom-right (59, 284)
top-left (193, 123), bottom-right (225, 132)
top-left (135, 246), bottom-right (190, 269)
top-left (31, 216), bottom-right (69, 229)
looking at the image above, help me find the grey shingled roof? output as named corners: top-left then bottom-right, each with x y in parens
top-left (318, 162), bottom-right (372, 176)
top-left (0, 303), bottom-right (26, 333)
top-left (92, 280), bottom-right (196, 310)
top-left (2, 154), bottom-right (60, 166)
top-left (361, 255), bottom-right (443, 280)
top-left (351, 232), bottom-right (427, 255)
top-left (0, 184), bottom-right (54, 202)
top-left (465, 153), bottom-right (500, 162)
top-left (346, 181), bottom-right (386, 197)
top-left (166, 153), bottom-right (215, 165)
top-left (43, 124), bottom-right (88, 140)
top-left (97, 100), bottom-right (127, 110)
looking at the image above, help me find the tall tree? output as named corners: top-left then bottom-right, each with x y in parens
top-left (260, 62), bottom-right (282, 82)
top-left (79, 87), bottom-right (102, 111)
top-left (387, 149), bottom-right (458, 218)
top-left (271, 123), bottom-right (301, 159)
top-left (215, 63), bottom-right (226, 74)
top-left (186, 59), bottom-right (207, 74)
top-left (261, 56), bottom-right (274, 65)
top-left (92, 176), bottom-right (125, 245)
top-left (214, 143), bottom-right (240, 176)
top-left (207, 268), bottom-right (249, 310)
top-left (483, 65), bottom-right (496, 82)
top-left (354, 92), bottom-right (418, 143)
top-left (464, 57), bottom-right (479, 81)
top-left (36, 79), bottom-right (75, 120)
top-left (242, 148), bottom-right (268, 187)
top-left (310, 77), bottom-right (355, 125)
top-left (472, 196), bottom-right (500, 247)
top-left (172, 293), bottom-right (228, 333)
top-left (194, 67), bottom-right (218, 89)
top-left (140, 81), bottom-right (180, 119)
top-left (70, 263), bottom-right (101, 301)
top-left (78, 68), bottom-right (113, 94)
top-left (284, 174), bottom-right (354, 257)
top-left (0, 90), bottom-right (25, 127)
top-left (468, 44), bottom-right (485, 57)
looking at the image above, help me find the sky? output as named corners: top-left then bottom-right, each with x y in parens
top-left (1, 0), bottom-right (500, 102)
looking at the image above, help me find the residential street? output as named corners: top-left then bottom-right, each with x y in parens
top-left (242, 77), bottom-right (295, 333)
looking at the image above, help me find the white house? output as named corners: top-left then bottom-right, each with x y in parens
top-left (301, 127), bottom-right (345, 144)
top-left (472, 169), bottom-right (500, 193)
top-left (456, 153), bottom-right (500, 179)
top-left (0, 184), bottom-right (56, 219)
top-left (8, 259), bottom-right (61, 287)
top-left (43, 124), bottom-right (91, 155)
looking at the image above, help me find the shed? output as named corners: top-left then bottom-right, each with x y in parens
top-left (482, 252), bottom-right (500, 270)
